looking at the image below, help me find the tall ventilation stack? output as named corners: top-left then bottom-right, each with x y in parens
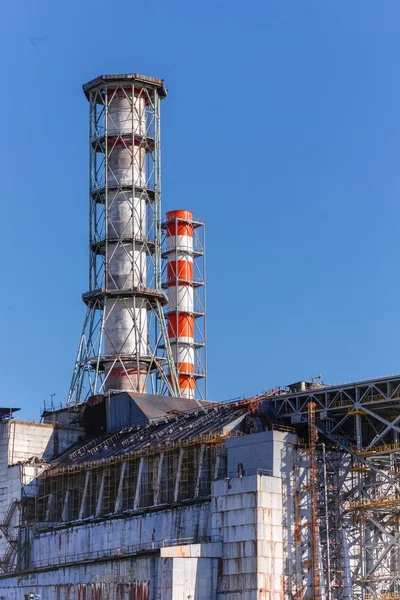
top-left (163, 210), bottom-right (206, 399)
top-left (67, 74), bottom-right (180, 404)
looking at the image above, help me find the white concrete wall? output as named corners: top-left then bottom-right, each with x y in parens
top-left (0, 422), bottom-right (10, 522)
top-left (225, 430), bottom-right (296, 478)
top-left (172, 556), bottom-right (217, 600)
top-left (0, 425), bottom-right (299, 600)
top-left (0, 420), bottom-right (80, 571)
top-left (0, 556), bottom-right (153, 599)
top-left (8, 421), bottom-right (54, 464)
top-left (0, 553), bottom-right (218, 600)
top-left (31, 503), bottom-right (211, 568)
top-left (212, 474), bottom-right (286, 600)
top-left (161, 543), bottom-right (220, 599)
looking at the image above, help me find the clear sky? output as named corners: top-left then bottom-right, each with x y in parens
top-left (1, 1), bottom-right (399, 418)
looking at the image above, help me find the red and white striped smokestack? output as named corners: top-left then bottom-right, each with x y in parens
top-left (165, 210), bottom-right (196, 398)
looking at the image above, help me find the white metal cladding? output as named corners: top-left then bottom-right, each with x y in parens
top-left (107, 90), bottom-right (146, 136)
top-left (167, 285), bottom-right (194, 313)
top-left (67, 75), bottom-right (180, 404)
top-left (166, 235), bottom-right (193, 253)
top-left (105, 90), bottom-right (148, 392)
top-left (171, 344), bottom-right (195, 367)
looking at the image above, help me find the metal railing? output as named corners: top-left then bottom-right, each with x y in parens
top-left (31, 540), bottom-right (161, 570)
top-left (162, 535), bottom-right (221, 548)
top-left (29, 535), bottom-right (221, 570)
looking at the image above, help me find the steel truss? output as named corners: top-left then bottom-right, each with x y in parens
top-left (67, 75), bottom-right (179, 404)
top-left (266, 375), bottom-right (400, 600)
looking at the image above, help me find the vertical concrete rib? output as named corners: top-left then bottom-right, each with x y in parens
top-left (194, 444), bottom-right (205, 499)
top-left (213, 448), bottom-right (221, 480)
top-left (78, 471), bottom-right (91, 520)
top-left (153, 453), bottom-right (164, 506)
top-left (95, 473), bottom-right (105, 516)
top-left (174, 448), bottom-right (184, 502)
top-left (45, 493), bottom-right (54, 522)
top-left (114, 462), bottom-right (127, 513)
top-left (134, 456), bottom-right (145, 510)
top-left (61, 490), bottom-right (70, 522)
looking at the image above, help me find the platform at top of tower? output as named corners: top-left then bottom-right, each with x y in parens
top-left (83, 73), bottom-right (167, 99)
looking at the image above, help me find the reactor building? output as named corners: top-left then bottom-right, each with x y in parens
top-left (0, 74), bottom-right (399, 600)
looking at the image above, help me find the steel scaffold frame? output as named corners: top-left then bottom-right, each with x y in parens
top-left (267, 375), bottom-right (400, 600)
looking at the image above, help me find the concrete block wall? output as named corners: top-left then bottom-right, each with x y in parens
top-left (8, 421), bottom-right (54, 464)
top-left (0, 464), bottom-right (21, 566)
top-left (0, 419), bottom-right (79, 569)
top-left (172, 556), bottom-right (217, 599)
top-left (212, 474), bottom-right (286, 600)
top-left (257, 475), bottom-right (284, 600)
top-left (0, 422), bottom-right (300, 599)
top-left (225, 430), bottom-right (296, 478)
top-left (0, 552), bottom-right (217, 599)
top-left (160, 542), bottom-right (220, 599)
top-left (31, 503), bottom-right (212, 568)
top-left (0, 422), bottom-right (10, 520)
top-left (0, 423), bottom-right (18, 565)
top-left (56, 427), bottom-right (84, 456)
top-left (0, 555), bottom-right (154, 599)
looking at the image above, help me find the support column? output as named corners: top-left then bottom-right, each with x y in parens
top-left (95, 472), bottom-right (105, 517)
top-left (45, 493), bottom-right (54, 522)
top-left (213, 447), bottom-right (221, 480)
top-left (174, 448), bottom-right (184, 502)
top-left (79, 471), bottom-right (91, 520)
top-left (61, 490), bottom-right (70, 522)
top-left (134, 457), bottom-right (145, 510)
top-left (194, 444), bottom-right (205, 499)
top-left (154, 453), bottom-right (164, 506)
top-left (114, 462), bottom-right (127, 513)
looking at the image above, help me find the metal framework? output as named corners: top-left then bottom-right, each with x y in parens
top-left (67, 74), bottom-right (179, 404)
top-left (308, 402), bottom-right (321, 600)
top-left (265, 375), bottom-right (400, 600)
top-left (34, 437), bottom-right (226, 532)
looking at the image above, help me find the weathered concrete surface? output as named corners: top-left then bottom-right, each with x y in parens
top-left (212, 474), bottom-right (285, 600)
top-left (225, 429), bottom-right (296, 478)
top-left (161, 543), bottom-right (222, 558)
top-left (0, 419), bottom-right (83, 571)
top-left (0, 429), bottom-right (297, 600)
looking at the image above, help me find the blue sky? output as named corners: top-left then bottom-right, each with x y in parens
top-left (1, 1), bottom-right (400, 418)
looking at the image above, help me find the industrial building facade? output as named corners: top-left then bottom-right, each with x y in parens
top-left (1, 376), bottom-right (400, 599)
top-left (1, 74), bottom-right (399, 599)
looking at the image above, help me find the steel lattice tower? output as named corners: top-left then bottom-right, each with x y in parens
top-left (67, 74), bottom-right (180, 404)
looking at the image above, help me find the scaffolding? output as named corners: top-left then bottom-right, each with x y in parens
top-left (34, 436), bottom-right (227, 526)
top-left (267, 375), bottom-right (400, 600)
top-left (308, 402), bottom-right (321, 600)
top-left (318, 445), bottom-right (351, 600)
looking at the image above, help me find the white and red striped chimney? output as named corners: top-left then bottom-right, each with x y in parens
top-left (164, 210), bottom-right (205, 399)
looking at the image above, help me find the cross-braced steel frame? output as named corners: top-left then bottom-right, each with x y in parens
top-left (67, 75), bottom-right (179, 404)
top-left (265, 375), bottom-right (400, 600)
